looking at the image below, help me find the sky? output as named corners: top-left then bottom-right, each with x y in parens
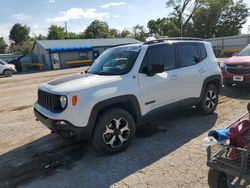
top-left (0, 0), bottom-right (250, 43)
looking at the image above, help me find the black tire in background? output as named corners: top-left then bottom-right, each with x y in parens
top-left (92, 108), bottom-right (136, 155)
top-left (208, 168), bottom-right (227, 188)
top-left (198, 84), bottom-right (219, 115)
top-left (3, 69), bottom-right (12, 77)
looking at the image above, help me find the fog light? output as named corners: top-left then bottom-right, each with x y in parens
top-left (56, 120), bottom-right (66, 126)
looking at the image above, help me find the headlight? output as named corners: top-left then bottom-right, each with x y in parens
top-left (60, 96), bottom-right (67, 109)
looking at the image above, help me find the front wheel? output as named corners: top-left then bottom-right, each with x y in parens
top-left (3, 69), bottom-right (12, 77)
top-left (198, 84), bottom-right (219, 115)
top-left (92, 108), bottom-right (135, 154)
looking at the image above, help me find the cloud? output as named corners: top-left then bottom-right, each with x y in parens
top-left (30, 23), bottom-right (48, 37)
top-left (101, 2), bottom-right (127, 9)
top-left (48, 0), bottom-right (55, 3)
top-left (12, 13), bottom-right (30, 21)
top-left (242, 17), bottom-right (250, 34)
top-left (0, 24), bottom-right (12, 44)
top-left (46, 8), bottom-right (109, 23)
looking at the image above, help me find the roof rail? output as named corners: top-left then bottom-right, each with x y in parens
top-left (143, 37), bottom-right (204, 45)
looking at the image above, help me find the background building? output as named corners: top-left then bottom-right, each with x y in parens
top-left (31, 38), bottom-right (141, 70)
top-left (206, 34), bottom-right (250, 57)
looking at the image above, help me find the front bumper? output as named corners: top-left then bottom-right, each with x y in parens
top-left (222, 70), bottom-right (250, 85)
top-left (34, 108), bottom-right (92, 141)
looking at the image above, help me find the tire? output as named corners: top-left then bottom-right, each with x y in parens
top-left (92, 108), bottom-right (136, 154)
top-left (223, 82), bottom-right (232, 87)
top-left (208, 168), bottom-right (227, 188)
top-left (3, 69), bottom-right (12, 77)
top-left (198, 84), bottom-right (219, 115)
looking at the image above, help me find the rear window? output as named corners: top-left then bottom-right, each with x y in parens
top-left (198, 44), bottom-right (207, 61)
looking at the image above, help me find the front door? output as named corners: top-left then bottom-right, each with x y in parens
top-left (52, 53), bottom-right (61, 69)
top-left (138, 44), bottom-right (181, 115)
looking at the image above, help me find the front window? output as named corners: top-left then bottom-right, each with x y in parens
top-left (237, 45), bottom-right (250, 56)
top-left (87, 46), bottom-right (140, 75)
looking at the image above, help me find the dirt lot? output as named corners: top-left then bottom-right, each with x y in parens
top-left (0, 67), bottom-right (250, 188)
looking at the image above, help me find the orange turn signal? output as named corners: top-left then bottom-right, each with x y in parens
top-left (72, 96), bottom-right (78, 106)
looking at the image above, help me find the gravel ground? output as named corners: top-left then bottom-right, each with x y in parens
top-left (0, 66), bottom-right (250, 188)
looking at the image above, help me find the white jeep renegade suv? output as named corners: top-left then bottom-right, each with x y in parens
top-left (34, 38), bottom-right (222, 154)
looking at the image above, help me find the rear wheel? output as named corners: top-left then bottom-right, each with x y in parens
top-left (92, 108), bottom-right (135, 154)
top-left (3, 69), bottom-right (12, 77)
top-left (198, 84), bottom-right (219, 115)
top-left (208, 168), bottom-right (227, 188)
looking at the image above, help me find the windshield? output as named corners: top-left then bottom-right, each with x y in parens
top-left (237, 45), bottom-right (250, 56)
top-left (87, 46), bottom-right (141, 75)
top-left (0, 60), bottom-right (7, 65)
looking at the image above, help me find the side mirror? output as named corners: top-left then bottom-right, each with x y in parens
top-left (247, 102), bottom-right (250, 113)
top-left (147, 63), bottom-right (164, 76)
top-left (193, 56), bottom-right (200, 63)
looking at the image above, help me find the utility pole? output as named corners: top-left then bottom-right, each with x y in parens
top-left (180, 0), bottom-right (183, 37)
top-left (65, 22), bottom-right (68, 39)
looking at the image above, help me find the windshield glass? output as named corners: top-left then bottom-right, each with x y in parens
top-left (87, 46), bottom-right (141, 75)
top-left (238, 45), bottom-right (250, 56)
top-left (0, 60), bottom-right (7, 65)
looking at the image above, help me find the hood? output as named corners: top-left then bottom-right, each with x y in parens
top-left (224, 56), bottom-right (250, 66)
top-left (40, 73), bottom-right (122, 93)
top-left (6, 64), bottom-right (15, 69)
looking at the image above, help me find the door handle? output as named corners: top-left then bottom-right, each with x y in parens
top-left (199, 68), bottom-right (206, 73)
top-left (170, 75), bottom-right (178, 80)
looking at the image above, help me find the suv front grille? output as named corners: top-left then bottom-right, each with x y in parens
top-left (225, 64), bottom-right (250, 75)
top-left (38, 89), bottom-right (62, 112)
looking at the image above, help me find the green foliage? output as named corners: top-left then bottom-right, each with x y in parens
top-left (34, 34), bottom-right (47, 40)
top-left (9, 23), bottom-right (30, 44)
top-left (9, 41), bottom-right (33, 54)
top-left (84, 20), bottom-right (110, 38)
top-left (192, 0), bottom-right (249, 38)
top-left (148, 18), bottom-right (179, 37)
top-left (47, 25), bottom-right (65, 40)
top-left (0, 37), bottom-right (8, 53)
top-left (68, 32), bottom-right (84, 39)
top-left (131, 25), bottom-right (147, 42)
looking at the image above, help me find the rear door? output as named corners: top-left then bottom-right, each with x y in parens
top-left (138, 43), bottom-right (181, 114)
top-left (178, 42), bottom-right (208, 100)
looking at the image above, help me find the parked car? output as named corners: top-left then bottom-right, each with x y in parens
top-left (222, 44), bottom-right (250, 87)
top-left (34, 37), bottom-right (222, 154)
top-left (0, 59), bottom-right (17, 77)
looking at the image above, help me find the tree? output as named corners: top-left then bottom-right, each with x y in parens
top-left (84, 20), bottom-right (110, 38)
top-left (109, 28), bottom-right (120, 38)
top-left (34, 34), bottom-right (47, 40)
top-left (216, 0), bottom-right (248, 37)
top-left (68, 32), bottom-right (84, 39)
top-left (47, 25), bottom-right (65, 40)
top-left (120, 29), bottom-right (131, 38)
top-left (9, 23), bottom-right (30, 44)
top-left (147, 18), bottom-right (179, 37)
top-left (192, 0), bottom-right (248, 38)
top-left (132, 25), bottom-right (147, 41)
top-left (166, 0), bottom-right (204, 36)
top-left (0, 37), bottom-right (8, 53)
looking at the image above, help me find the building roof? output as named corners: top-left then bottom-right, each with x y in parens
top-left (35, 38), bottom-right (141, 50)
